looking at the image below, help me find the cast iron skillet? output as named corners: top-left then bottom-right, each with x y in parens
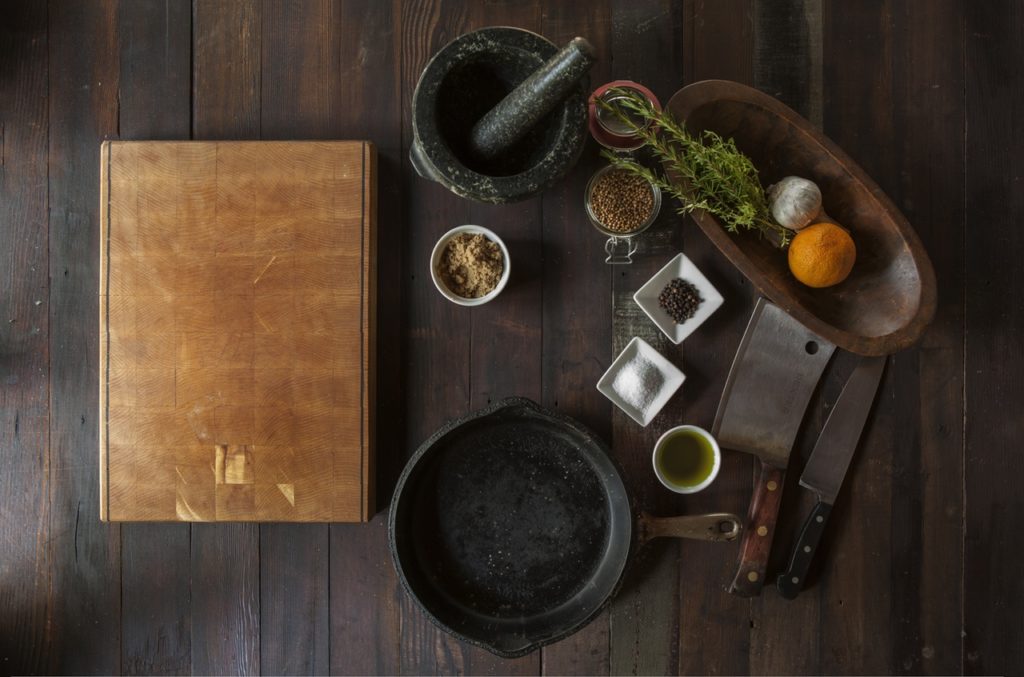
top-left (389, 397), bottom-right (741, 657)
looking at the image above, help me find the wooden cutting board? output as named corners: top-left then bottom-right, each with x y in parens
top-left (99, 141), bottom-right (376, 522)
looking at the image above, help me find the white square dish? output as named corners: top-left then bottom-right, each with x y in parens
top-left (633, 253), bottom-right (724, 344)
top-left (596, 337), bottom-right (685, 426)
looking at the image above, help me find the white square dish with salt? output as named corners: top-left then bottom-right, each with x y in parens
top-left (597, 337), bottom-right (685, 426)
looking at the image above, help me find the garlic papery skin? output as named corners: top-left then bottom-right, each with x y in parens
top-left (768, 176), bottom-right (822, 231)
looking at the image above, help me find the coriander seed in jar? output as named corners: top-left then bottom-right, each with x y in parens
top-left (584, 164), bottom-right (661, 264)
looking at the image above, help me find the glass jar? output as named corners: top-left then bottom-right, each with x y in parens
top-left (588, 80), bottom-right (663, 152)
top-left (585, 164), bottom-right (662, 264)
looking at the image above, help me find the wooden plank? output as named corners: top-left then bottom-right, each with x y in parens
top-left (260, 0), bottom-right (342, 140)
top-left (457, 3), bottom-right (543, 674)
top-left (261, 524), bottom-right (329, 674)
top-left (753, 0), bottom-right (823, 127)
top-left (117, 0), bottom-right (191, 138)
top-left (330, 520), bottom-right (400, 675)
top-left (190, 524), bottom-right (260, 674)
top-left (814, 4), bottom-right (901, 673)
top-left (538, 1), bottom-right (614, 672)
top-left (883, 2), bottom-right (964, 673)
top-left (964, 0), bottom-right (1024, 674)
top-left (44, 0), bottom-right (122, 671)
top-left (538, 0), bottom-right (614, 429)
top-left (605, 1), bottom-right (689, 675)
top-left (747, 1), bottom-right (826, 673)
top-left (326, 1), bottom-right (402, 673)
top-left (192, 0), bottom-right (261, 140)
top-left (121, 529), bottom-right (190, 673)
top-left (0, 2), bottom-right (50, 674)
top-left (677, 2), bottom-right (756, 674)
top-left (190, 3), bottom-right (262, 673)
top-left (114, 3), bottom-right (192, 673)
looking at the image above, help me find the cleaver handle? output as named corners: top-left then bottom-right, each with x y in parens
top-left (728, 461), bottom-right (786, 597)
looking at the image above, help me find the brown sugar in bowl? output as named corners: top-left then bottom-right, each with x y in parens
top-left (430, 225), bottom-right (511, 306)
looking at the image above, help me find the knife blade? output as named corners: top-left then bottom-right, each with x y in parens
top-left (776, 354), bottom-right (887, 599)
top-left (713, 298), bottom-right (835, 597)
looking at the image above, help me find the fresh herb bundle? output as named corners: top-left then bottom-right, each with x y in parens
top-left (597, 87), bottom-right (792, 247)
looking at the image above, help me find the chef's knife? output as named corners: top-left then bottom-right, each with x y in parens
top-left (713, 298), bottom-right (835, 597)
top-left (776, 354), bottom-right (887, 599)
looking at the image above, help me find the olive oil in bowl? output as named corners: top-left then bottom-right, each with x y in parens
top-left (653, 425), bottom-right (721, 493)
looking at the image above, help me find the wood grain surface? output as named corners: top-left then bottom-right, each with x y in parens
top-left (0, 0), bottom-right (1020, 674)
top-left (99, 140), bottom-right (375, 523)
top-left (43, 1), bottom-right (122, 672)
top-left (0, 2), bottom-right (50, 673)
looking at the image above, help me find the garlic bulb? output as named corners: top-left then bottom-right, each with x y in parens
top-left (768, 176), bottom-right (822, 231)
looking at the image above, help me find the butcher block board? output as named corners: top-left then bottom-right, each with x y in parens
top-left (99, 141), bottom-right (376, 522)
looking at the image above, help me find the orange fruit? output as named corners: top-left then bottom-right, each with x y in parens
top-left (787, 222), bottom-right (856, 288)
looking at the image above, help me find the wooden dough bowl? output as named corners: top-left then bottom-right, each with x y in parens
top-left (667, 80), bottom-right (936, 356)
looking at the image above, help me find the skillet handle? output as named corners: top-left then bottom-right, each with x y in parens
top-left (638, 512), bottom-right (742, 543)
top-left (728, 461), bottom-right (786, 597)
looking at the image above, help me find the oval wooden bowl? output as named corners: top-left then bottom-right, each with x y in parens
top-left (666, 80), bottom-right (936, 356)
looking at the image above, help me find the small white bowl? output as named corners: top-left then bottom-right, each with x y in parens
top-left (633, 253), bottom-right (724, 344)
top-left (596, 337), bottom-right (685, 426)
top-left (652, 425), bottom-right (722, 494)
top-left (430, 225), bottom-right (511, 306)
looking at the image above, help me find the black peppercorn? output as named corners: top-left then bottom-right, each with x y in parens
top-left (658, 278), bottom-right (703, 324)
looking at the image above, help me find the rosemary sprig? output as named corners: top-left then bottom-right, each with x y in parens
top-left (597, 87), bottom-right (792, 247)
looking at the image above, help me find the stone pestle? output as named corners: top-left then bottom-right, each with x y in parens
top-left (469, 36), bottom-right (596, 160)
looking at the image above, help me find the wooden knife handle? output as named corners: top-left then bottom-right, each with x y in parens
top-left (728, 461), bottom-right (786, 597)
top-left (777, 501), bottom-right (832, 599)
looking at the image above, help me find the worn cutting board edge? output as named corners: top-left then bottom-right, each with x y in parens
top-left (363, 140), bottom-right (378, 522)
top-left (98, 140), bottom-right (377, 522)
top-left (99, 142), bottom-right (109, 520)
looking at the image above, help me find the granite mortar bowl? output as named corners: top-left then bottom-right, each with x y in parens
top-left (409, 27), bottom-right (588, 204)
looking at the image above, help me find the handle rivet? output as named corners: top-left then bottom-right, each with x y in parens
top-left (747, 571), bottom-right (759, 582)
top-left (803, 545), bottom-right (811, 553)
top-left (757, 526), bottom-right (768, 536)
top-left (766, 480), bottom-right (779, 491)
top-left (815, 515), bottom-right (824, 523)
top-left (791, 576), bottom-right (800, 584)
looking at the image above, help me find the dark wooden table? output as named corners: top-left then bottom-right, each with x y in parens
top-left (1, 1), bottom-right (1020, 674)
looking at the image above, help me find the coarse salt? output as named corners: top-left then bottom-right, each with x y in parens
top-left (611, 353), bottom-right (665, 415)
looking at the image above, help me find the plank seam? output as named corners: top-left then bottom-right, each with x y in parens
top-left (189, 1), bottom-right (195, 141)
top-left (959, 7), bottom-right (967, 672)
top-left (360, 141), bottom-right (365, 521)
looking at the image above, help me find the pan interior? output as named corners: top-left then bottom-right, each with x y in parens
top-left (417, 420), bottom-right (609, 613)
top-left (394, 408), bottom-right (631, 653)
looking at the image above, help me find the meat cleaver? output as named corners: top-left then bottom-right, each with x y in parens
top-left (713, 298), bottom-right (835, 597)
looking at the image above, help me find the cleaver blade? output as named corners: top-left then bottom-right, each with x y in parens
top-left (712, 298), bottom-right (835, 596)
